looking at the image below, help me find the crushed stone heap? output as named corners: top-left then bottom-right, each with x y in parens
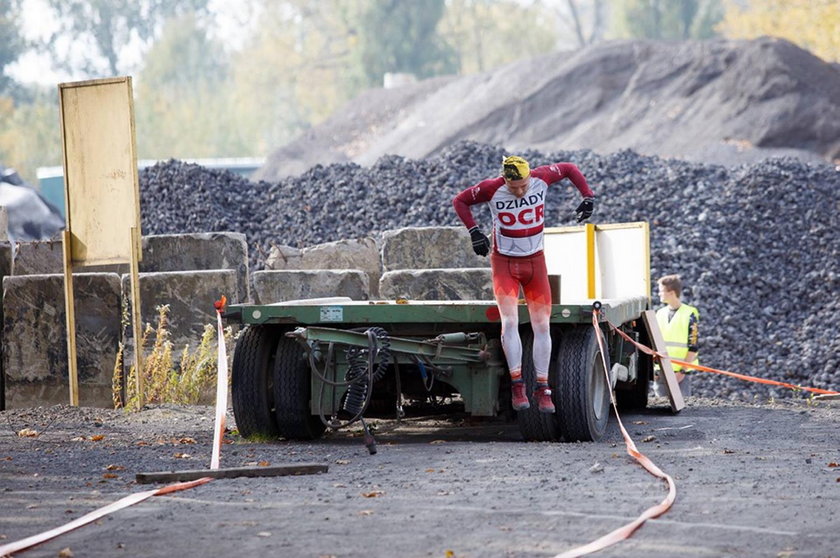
top-left (139, 141), bottom-right (839, 401)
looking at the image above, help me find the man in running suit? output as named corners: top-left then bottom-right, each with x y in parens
top-left (452, 156), bottom-right (595, 413)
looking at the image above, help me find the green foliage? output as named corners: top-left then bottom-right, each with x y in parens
top-left (114, 304), bottom-right (234, 412)
top-left (0, 87), bottom-right (61, 185)
top-left (358, 0), bottom-right (458, 86)
top-left (134, 13), bottom-right (239, 159)
top-left (226, 0), bottom-right (369, 153)
top-left (611, 0), bottom-right (723, 40)
top-left (440, 0), bottom-right (556, 75)
top-left (718, 0), bottom-right (840, 62)
top-left (0, 0), bottom-right (26, 96)
top-left (40, 0), bottom-right (211, 75)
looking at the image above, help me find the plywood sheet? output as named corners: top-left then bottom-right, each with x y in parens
top-left (59, 77), bottom-right (140, 265)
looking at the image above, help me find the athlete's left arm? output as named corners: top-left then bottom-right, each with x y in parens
top-left (533, 163), bottom-right (595, 198)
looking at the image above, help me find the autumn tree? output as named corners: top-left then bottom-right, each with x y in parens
top-left (358, 0), bottom-right (457, 86)
top-left (612, 0), bottom-right (723, 40)
top-left (134, 12), bottom-right (235, 159)
top-left (38, 0), bottom-right (211, 77)
top-left (440, 0), bottom-right (556, 75)
top-left (0, 0), bottom-right (26, 96)
top-left (717, 0), bottom-right (839, 62)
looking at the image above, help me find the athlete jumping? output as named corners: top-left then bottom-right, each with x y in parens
top-left (452, 155), bottom-right (595, 413)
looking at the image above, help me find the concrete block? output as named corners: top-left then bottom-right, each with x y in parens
top-left (380, 227), bottom-right (489, 271)
top-left (266, 237), bottom-right (381, 297)
top-left (2, 273), bottom-right (121, 408)
top-left (141, 232), bottom-right (249, 303)
top-left (12, 239), bottom-right (64, 275)
top-left (252, 270), bottom-right (369, 304)
top-left (379, 268), bottom-right (494, 301)
top-left (264, 244), bottom-right (302, 269)
top-left (0, 206), bottom-right (8, 241)
top-left (120, 269), bottom-right (238, 364)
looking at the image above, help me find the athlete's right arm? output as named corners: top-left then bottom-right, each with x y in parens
top-left (452, 178), bottom-right (500, 229)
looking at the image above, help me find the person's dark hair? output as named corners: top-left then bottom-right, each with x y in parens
top-left (658, 274), bottom-right (682, 297)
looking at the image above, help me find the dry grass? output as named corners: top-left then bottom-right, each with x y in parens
top-left (112, 304), bottom-right (234, 411)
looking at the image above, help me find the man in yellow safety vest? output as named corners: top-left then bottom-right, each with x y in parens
top-left (653, 274), bottom-right (699, 398)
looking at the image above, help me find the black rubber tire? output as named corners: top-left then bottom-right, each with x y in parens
top-left (273, 337), bottom-right (326, 440)
top-left (516, 328), bottom-right (561, 441)
top-left (555, 325), bottom-right (612, 442)
top-left (231, 325), bottom-right (281, 438)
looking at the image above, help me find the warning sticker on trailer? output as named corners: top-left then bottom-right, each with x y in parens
top-left (320, 306), bottom-right (344, 322)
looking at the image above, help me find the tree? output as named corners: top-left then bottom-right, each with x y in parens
top-left (39, 0), bottom-right (211, 77)
top-left (439, 0), bottom-right (556, 75)
top-left (717, 0), bottom-right (840, 62)
top-left (0, 0), bottom-right (26, 96)
top-left (358, 0), bottom-right (458, 86)
top-left (0, 87), bottom-right (61, 185)
top-left (611, 0), bottom-right (723, 40)
top-left (224, 0), bottom-right (370, 155)
top-left (538, 0), bottom-right (607, 48)
top-left (134, 13), bottom-right (234, 159)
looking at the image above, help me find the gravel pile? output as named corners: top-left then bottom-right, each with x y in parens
top-left (139, 142), bottom-right (839, 401)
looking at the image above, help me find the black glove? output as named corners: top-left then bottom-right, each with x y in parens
top-left (468, 226), bottom-right (490, 256)
top-left (575, 197), bottom-right (594, 222)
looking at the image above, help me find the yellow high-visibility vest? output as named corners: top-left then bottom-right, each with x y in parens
top-left (656, 304), bottom-right (699, 372)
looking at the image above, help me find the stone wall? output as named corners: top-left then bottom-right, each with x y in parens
top-left (265, 237), bottom-right (380, 297)
top-left (2, 273), bottom-right (121, 408)
top-left (2, 233), bottom-right (248, 409)
top-left (252, 270), bottom-right (369, 304)
top-left (120, 270), bottom-right (239, 365)
top-left (1, 227), bottom-right (493, 408)
top-left (379, 268), bottom-right (493, 301)
top-left (380, 227), bottom-right (488, 271)
top-left (140, 232), bottom-right (249, 303)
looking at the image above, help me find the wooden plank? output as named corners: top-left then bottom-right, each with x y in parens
top-left (59, 77), bottom-right (140, 266)
top-left (129, 226), bottom-right (144, 404)
top-left (136, 463), bottom-right (329, 484)
top-left (62, 230), bottom-right (79, 406)
top-left (641, 309), bottom-right (685, 413)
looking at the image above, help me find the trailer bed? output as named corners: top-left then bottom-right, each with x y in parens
top-left (224, 295), bottom-right (649, 328)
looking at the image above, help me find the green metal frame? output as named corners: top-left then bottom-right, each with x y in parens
top-left (224, 297), bottom-right (649, 419)
top-left (224, 296), bottom-right (648, 328)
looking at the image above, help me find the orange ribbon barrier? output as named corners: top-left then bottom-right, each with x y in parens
top-left (0, 478), bottom-right (212, 556)
top-left (607, 320), bottom-right (839, 396)
top-left (1, 296), bottom-right (232, 556)
top-left (211, 295), bottom-right (229, 470)
top-left (554, 312), bottom-right (677, 558)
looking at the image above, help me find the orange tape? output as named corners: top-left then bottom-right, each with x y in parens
top-left (210, 300), bottom-right (230, 470)
top-left (0, 478), bottom-right (212, 556)
top-left (1, 297), bottom-right (233, 556)
top-left (606, 320), bottom-right (840, 396)
top-left (554, 312), bottom-right (676, 557)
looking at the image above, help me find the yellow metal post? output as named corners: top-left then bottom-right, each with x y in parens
top-left (585, 223), bottom-right (596, 298)
top-left (130, 226), bottom-right (144, 406)
top-left (62, 230), bottom-right (79, 406)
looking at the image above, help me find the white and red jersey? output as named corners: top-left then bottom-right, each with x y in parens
top-left (453, 163), bottom-right (594, 257)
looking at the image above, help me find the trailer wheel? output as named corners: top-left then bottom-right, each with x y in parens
top-left (273, 337), bottom-right (326, 440)
top-left (555, 326), bottom-right (612, 442)
top-left (231, 325), bottom-right (281, 438)
top-left (516, 329), bottom-right (561, 442)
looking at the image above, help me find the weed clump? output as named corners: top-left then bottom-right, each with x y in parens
top-left (112, 304), bottom-right (234, 411)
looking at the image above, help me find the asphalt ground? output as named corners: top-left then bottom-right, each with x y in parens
top-left (1, 398), bottom-right (839, 558)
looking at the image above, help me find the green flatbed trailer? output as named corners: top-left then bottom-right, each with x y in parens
top-left (222, 295), bottom-right (654, 443)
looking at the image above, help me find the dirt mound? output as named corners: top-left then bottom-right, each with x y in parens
top-left (256, 37), bottom-right (840, 181)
